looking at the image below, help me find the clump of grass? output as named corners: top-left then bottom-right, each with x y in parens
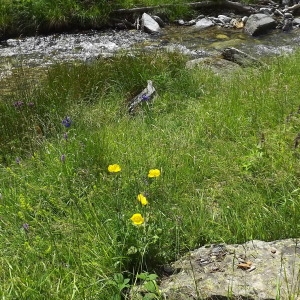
top-left (1, 50), bottom-right (300, 299)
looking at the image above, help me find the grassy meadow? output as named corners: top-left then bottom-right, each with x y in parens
top-left (1, 49), bottom-right (300, 299)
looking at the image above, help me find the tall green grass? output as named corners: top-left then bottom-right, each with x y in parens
top-left (1, 50), bottom-right (300, 299)
top-left (0, 0), bottom-right (197, 39)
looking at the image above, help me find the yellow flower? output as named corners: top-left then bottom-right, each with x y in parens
top-left (130, 213), bottom-right (144, 225)
top-left (108, 164), bottom-right (121, 173)
top-left (137, 194), bottom-right (148, 206)
top-left (148, 169), bottom-right (161, 178)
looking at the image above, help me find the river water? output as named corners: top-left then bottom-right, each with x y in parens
top-left (1, 25), bottom-right (300, 81)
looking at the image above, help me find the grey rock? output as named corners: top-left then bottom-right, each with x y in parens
top-left (282, 18), bottom-right (293, 31)
top-left (284, 12), bottom-right (294, 19)
top-left (211, 17), bottom-right (223, 24)
top-left (159, 239), bottom-right (300, 300)
top-left (186, 20), bottom-right (196, 26)
top-left (152, 15), bottom-right (165, 28)
top-left (218, 15), bottom-right (232, 24)
top-left (141, 13), bottom-right (161, 34)
top-left (293, 17), bottom-right (300, 25)
top-left (282, 0), bottom-right (292, 5)
top-left (195, 15), bottom-right (205, 21)
top-left (185, 57), bottom-right (242, 76)
top-left (222, 47), bottom-right (264, 67)
top-left (242, 16), bottom-right (249, 23)
top-left (259, 7), bottom-right (274, 15)
top-left (244, 13), bottom-right (277, 36)
top-left (195, 18), bottom-right (214, 29)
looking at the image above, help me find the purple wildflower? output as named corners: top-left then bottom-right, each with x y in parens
top-left (27, 102), bottom-right (35, 107)
top-left (22, 223), bottom-right (29, 232)
top-left (13, 101), bottom-right (24, 109)
top-left (62, 116), bottom-right (72, 128)
top-left (141, 94), bottom-right (150, 101)
top-left (15, 157), bottom-right (21, 164)
top-left (63, 132), bottom-right (68, 140)
top-left (60, 154), bottom-right (66, 162)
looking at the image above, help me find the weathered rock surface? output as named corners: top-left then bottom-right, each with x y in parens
top-left (244, 13), bottom-right (277, 36)
top-left (195, 17), bottom-right (215, 29)
top-left (159, 239), bottom-right (300, 300)
top-left (141, 13), bottom-right (161, 34)
top-left (293, 17), bottom-right (300, 25)
top-left (186, 57), bottom-right (242, 75)
top-left (222, 47), bottom-right (264, 67)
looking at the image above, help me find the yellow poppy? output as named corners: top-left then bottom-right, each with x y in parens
top-left (130, 213), bottom-right (144, 225)
top-left (137, 194), bottom-right (148, 206)
top-left (108, 164), bottom-right (121, 173)
top-left (148, 169), bottom-right (161, 178)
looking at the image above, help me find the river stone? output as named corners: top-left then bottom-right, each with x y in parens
top-left (293, 17), bottom-right (300, 25)
top-left (244, 13), bottom-right (277, 36)
top-left (282, 18), bottom-right (293, 31)
top-left (222, 47), bottom-right (263, 67)
top-left (218, 15), bottom-right (232, 24)
top-left (195, 17), bottom-right (214, 29)
top-left (141, 13), bottom-right (161, 34)
top-left (259, 7), bottom-right (274, 15)
top-left (159, 238), bottom-right (300, 299)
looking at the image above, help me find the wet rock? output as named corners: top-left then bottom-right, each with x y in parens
top-left (281, 12), bottom-right (294, 31)
top-left (159, 238), bottom-right (300, 299)
top-left (293, 17), bottom-right (300, 25)
top-left (259, 7), bottom-right (274, 15)
top-left (244, 13), bottom-right (277, 35)
top-left (282, 18), bottom-right (294, 30)
top-left (218, 15), bottom-right (232, 24)
top-left (195, 17), bottom-right (214, 29)
top-left (209, 38), bottom-right (244, 50)
top-left (141, 13), bottom-right (161, 34)
top-left (282, 0), bottom-right (292, 6)
top-left (186, 20), bottom-right (196, 26)
top-left (284, 12), bottom-right (294, 19)
top-left (152, 15), bottom-right (165, 28)
top-left (195, 15), bottom-right (205, 21)
top-left (242, 16), bottom-right (249, 23)
top-left (177, 19), bottom-right (185, 25)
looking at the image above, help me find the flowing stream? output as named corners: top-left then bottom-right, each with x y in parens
top-left (1, 25), bottom-right (300, 85)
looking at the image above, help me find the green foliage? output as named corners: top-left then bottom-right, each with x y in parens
top-left (1, 50), bottom-right (300, 298)
top-left (0, 0), bottom-right (197, 38)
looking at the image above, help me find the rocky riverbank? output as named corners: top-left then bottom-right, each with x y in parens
top-left (2, 0), bottom-right (300, 76)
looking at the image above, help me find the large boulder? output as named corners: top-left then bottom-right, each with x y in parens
top-left (159, 239), bottom-right (300, 299)
top-left (141, 13), bottom-right (161, 34)
top-left (222, 47), bottom-right (264, 67)
top-left (244, 13), bottom-right (277, 36)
